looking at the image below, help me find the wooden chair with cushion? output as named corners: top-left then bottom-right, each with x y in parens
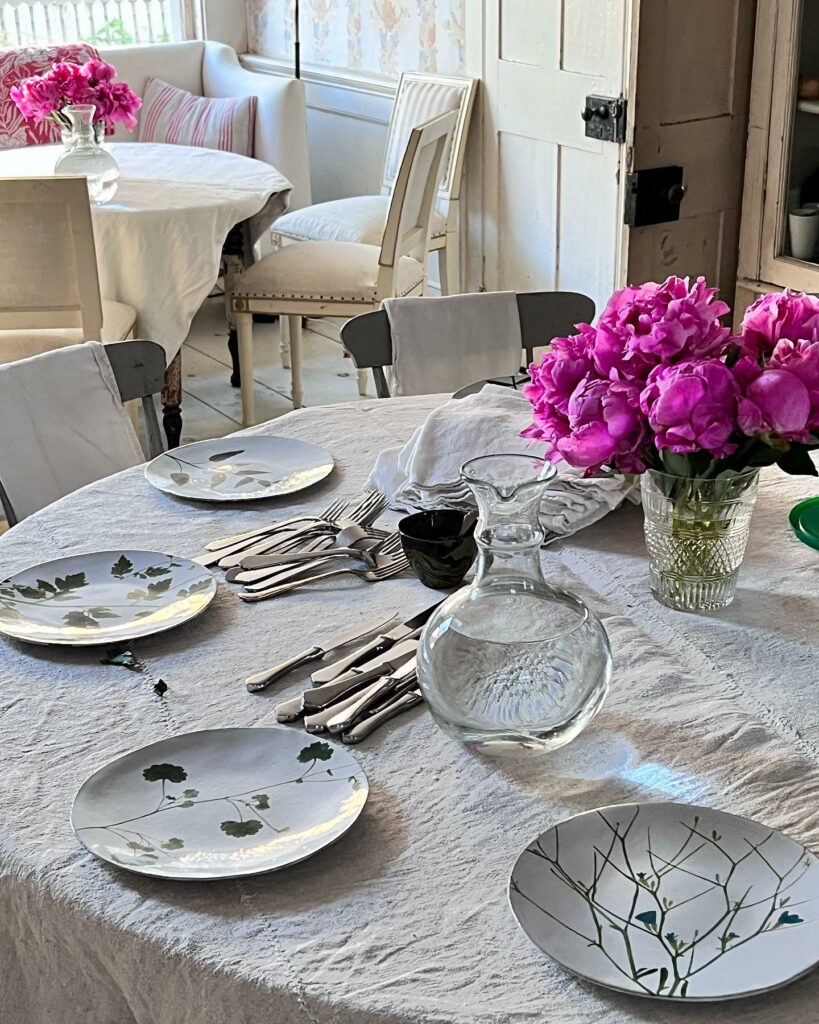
top-left (340, 291), bottom-right (596, 398)
top-left (0, 340), bottom-right (165, 527)
top-left (272, 73), bottom-right (477, 294)
top-left (0, 176), bottom-right (137, 360)
top-left (230, 110), bottom-right (458, 425)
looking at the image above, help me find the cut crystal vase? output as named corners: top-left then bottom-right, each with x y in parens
top-left (416, 454), bottom-right (612, 755)
top-left (641, 469), bottom-right (760, 611)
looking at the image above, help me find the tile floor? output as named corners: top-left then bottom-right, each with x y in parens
top-left (177, 298), bottom-right (364, 444)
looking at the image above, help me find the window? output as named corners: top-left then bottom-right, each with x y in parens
top-left (0, 0), bottom-right (190, 48)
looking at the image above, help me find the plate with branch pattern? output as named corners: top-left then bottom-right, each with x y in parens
top-left (0, 550), bottom-right (216, 645)
top-left (71, 728), bottom-right (369, 879)
top-left (509, 802), bottom-right (819, 1001)
top-left (144, 436), bottom-right (334, 502)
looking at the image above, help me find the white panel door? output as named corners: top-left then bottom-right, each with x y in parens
top-left (482, 0), bottom-right (631, 313)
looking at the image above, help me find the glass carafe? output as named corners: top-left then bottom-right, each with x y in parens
top-left (55, 105), bottom-right (119, 205)
top-left (416, 454), bottom-right (612, 755)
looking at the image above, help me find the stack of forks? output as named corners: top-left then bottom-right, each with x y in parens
top-left (197, 491), bottom-right (409, 601)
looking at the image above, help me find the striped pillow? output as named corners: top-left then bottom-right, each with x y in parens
top-left (138, 77), bottom-right (256, 157)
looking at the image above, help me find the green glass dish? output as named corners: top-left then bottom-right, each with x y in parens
top-left (789, 496), bottom-right (819, 552)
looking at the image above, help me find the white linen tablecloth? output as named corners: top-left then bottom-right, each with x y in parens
top-left (1, 395), bottom-right (818, 1024)
top-left (0, 142), bottom-right (292, 360)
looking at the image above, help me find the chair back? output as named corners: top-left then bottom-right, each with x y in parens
top-left (0, 340), bottom-right (164, 527)
top-left (382, 73), bottom-right (477, 204)
top-left (0, 177), bottom-right (103, 340)
top-left (377, 111), bottom-right (457, 294)
top-left (341, 291), bottom-right (596, 398)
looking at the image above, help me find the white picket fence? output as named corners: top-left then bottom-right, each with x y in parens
top-left (0, 0), bottom-right (183, 47)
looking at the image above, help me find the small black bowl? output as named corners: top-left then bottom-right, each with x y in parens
top-left (398, 509), bottom-right (477, 590)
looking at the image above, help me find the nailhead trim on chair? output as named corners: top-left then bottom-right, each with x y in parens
top-left (231, 276), bottom-right (424, 310)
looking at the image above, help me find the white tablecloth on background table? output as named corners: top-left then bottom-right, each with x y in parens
top-left (1, 395), bottom-right (818, 1024)
top-left (0, 142), bottom-right (292, 360)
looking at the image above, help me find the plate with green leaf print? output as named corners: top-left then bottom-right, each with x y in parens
top-left (144, 435), bottom-right (334, 502)
top-left (0, 550), bottom-right (216, 646)
top-left (509, 801), bottom-right (819, 1002)
top-left (72, 728), bottom-right (369, 879)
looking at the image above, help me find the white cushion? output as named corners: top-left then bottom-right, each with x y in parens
top-left (233, 242), bottom-right (424, 304)
top-left (138, 76), bottom-right (256, 156)
top-left (0, 300), bottom-right (136, 363)
top-left (274, 195), bottom-right (446, 246)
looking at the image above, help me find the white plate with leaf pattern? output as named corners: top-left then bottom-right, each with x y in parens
top-left (0, 550), bottom-right (216, 646)
top-left (509, 801), bottom-right (819, 1001)
top-left (144, 435), bottom-right (334, 502)
top-left (71, 728), bottom-right (369, 879)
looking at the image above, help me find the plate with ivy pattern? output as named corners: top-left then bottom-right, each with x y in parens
top-left (71, 728), bottom-right (369, 879)
top-left (144, 435), bottom-right (334, 502)
top-left (0, 550), bottom-right (216, 646)
top-left (509, 801), bottom-right (819, 1001)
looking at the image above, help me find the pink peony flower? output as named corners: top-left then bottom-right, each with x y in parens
top-left (767, 338), bottom-right (819, 430)
top-left (640, 359), bottom-right (739, 458)
top-left (558, 378), bottom-right (649, 473)
top-left (597, 276), bottom-right (732, 380)
top-left (735, 363), bottom-right (812, 441)
top-left (80, 58), bottom-right (117, 85)
top-left (523, 325), bottom-right (595, 418)
top-left (739, 290), bottom-right (819, 359)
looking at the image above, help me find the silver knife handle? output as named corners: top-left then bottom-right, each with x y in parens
top-left (311, 634), bottom-right (392, 685)
top-left (275, 693), bottom-right (305, 723)
top-left (246, 645), bottom-right (322, 692)
top-left (303, 664), bottom-right (385, 710)
top-left (342, 691), bottom-right (423, 744)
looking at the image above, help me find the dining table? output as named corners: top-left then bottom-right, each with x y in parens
top-left (0, 393), bottom-right (818, 1024)
top-left (0, 141), bottom-right (292, 444)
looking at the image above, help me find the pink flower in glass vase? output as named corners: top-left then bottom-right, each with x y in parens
top-left (768, 338), bottom-right (819, 430)
top-left (740, 290), bottom-right (819, 359)
top-left (596, 276), bottom-right (732, 380)
top-left (80, 58), bottom-right (117, 86)
top-left (10, 74), bottom-right (63, 121)
top-left (107, 81), bottom-right (141, 130)
top-left (558, 378), bottom-right (649, 473)
top-left (640, 359), bottom-right (739, 458)
top-left (523, 325), bottom-right (595, 417)
top-left (733, 357), bottom-right (812, 441)
top-left (49, 61), bottom-right (92, 103)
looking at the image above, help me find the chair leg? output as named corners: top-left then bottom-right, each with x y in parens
top-left (280, 316), bottom-right (291, 369)
top-left (357, 370), bottom-right (368, 397)
top-left (161, 351), bottom-right (183, 449)
top-left (236, 311), bottom-right (255, 426)
top-left (442, 234), bottom-right (460, 295)
top-left (437, 246), bottom-right (449, 296)
top-left (288, 314), bottom-right (304, 409)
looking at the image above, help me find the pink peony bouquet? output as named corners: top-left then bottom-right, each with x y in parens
top-left (10, 58), bottom-right (141, 134)
top-left (523, 278), bottom-right (819, 480)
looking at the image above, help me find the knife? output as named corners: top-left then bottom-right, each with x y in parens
top-left (311, 602), bottom-right (440, 685)
top-left (302, 677), bottom-right (388, 734)
top-left (302, 637), bottom-right (419, 711)
top-left (245, 611), bottom-right (400, 692)
top-left (341, 690), bottom-right (424, 744)
top-left (326, 658), bottom-right (417, 734)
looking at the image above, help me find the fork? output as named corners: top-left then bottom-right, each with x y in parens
top-left (232, 534), bottom-right (403, 586)
top-left (205, 499), bottom-right (349, 552)
top-left (213, 491), bottom-right (386, 573)
top-left (238, 553), bottom-right (409, 601)
top-left (195, 500), bottom-right (349, 568)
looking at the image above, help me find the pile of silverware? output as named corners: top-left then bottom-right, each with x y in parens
top-left (245, 606), bottom-right (438, 744)
top-left (196, 491), bottom-right (409, 601)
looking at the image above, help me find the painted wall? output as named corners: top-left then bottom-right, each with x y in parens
top-left (246, 0), bottom-right (466, 78)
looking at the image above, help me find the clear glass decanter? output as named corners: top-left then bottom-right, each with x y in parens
top-left (417, 454), bottom-right (612, 755)
top-left (55, 105), bottom-right (119, 205)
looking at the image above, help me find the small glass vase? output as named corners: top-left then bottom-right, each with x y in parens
top-left (641, 469), bottom-right (760, 612)
top-left (55, 105), bottom-right (119, 205)
top-left (416, 454), bottom-right (612, 755)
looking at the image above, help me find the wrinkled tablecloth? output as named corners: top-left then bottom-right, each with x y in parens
top-left (0, 142), bottom-right (291, 360)
top-left (1, 394), bottom-right (818, 1024)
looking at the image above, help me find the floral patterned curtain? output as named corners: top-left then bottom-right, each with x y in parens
top-left (246, 0), bottom-right (466, 78)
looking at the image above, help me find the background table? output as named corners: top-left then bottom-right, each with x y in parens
top-left (1, 395), bottom-right (818, 1024)
top-left (0, 142), bottom-right (292, 443)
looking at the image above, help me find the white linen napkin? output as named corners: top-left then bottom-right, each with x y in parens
top-left (383, 291), bottom-right (522, 397)
top-left (0, 341), bottom-right (145, 521)
top-left (366, 385), bottom-right (636, 537)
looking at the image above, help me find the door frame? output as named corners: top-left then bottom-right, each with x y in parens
top-left (738, 0), bottom-right (819, 308)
